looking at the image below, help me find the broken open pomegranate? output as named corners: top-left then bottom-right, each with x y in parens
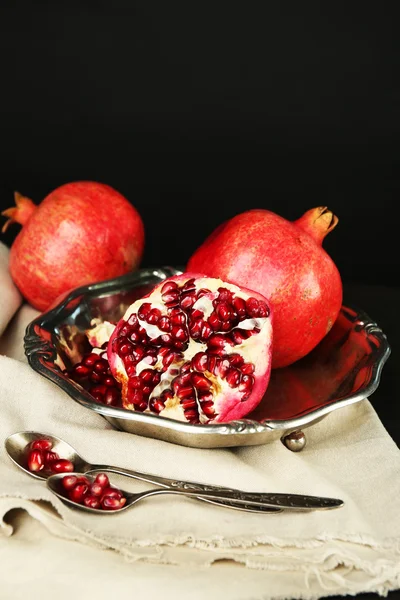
top-left (107, 274), bottom-right (273, 424)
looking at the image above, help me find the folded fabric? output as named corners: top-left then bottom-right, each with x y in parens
top-left (0, 243), bottom-right (22, 337)
top-left (0, 249), bottom-right (399, 599)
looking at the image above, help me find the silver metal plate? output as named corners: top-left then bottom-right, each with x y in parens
top-left (24, 267), bottom-right (391, 448)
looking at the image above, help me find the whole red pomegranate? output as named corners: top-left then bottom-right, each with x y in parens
top-left (2, 182), bottom-right (145, 311)
top-left (107, 274), bottom-right (273, 423)
top-left (188, 207), bottom-right (342, 368)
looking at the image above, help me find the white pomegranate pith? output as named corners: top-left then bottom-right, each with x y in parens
top-left (107, 274), bottom-right (273, 423)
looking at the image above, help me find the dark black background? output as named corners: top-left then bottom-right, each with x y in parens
top-left (0, 4), bottom-right (399, 598)
top-left (0, 2), bottom-right (398, 287)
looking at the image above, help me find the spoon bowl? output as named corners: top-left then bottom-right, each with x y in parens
top-left (5, 431), bottom-right (88, 480)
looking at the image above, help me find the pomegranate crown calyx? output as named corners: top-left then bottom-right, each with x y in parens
top-left (294, 206), bottom-right (339, 244)
top-left (1, 191), bottom-right (37, 234)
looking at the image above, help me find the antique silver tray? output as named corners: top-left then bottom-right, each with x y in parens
top-left (24, 267), bottom-right (391, 450)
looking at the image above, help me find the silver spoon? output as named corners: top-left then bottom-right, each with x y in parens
top-left (47, 472), bottom-right (297, 514)
top-left (5, 431), bottom-right (344, 512)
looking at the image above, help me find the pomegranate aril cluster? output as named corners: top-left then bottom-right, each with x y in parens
top-left (68, 349), bottom-right (121, 407)
top-left (61, 473), bottom-right (126, 511)
top-left (111, 278), bottom-right (270, 424)
top-left (26, 439), bottom-right (74, 474)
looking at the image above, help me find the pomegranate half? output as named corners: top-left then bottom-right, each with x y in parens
top-left (107, 274), bottom-right (273, 424)
top-left (188, 207), bottom-right (343, 368)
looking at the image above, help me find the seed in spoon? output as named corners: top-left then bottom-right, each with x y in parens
top-left (60, 473), bottom-right (126, 511)
top-left (27, 449), bottom-right (44, 472)
top-left (31, 439), bottom-right (53, 451)
top-left (24, 439), bottom-right (75, 475)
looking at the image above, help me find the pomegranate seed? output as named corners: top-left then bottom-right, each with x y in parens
top-left (208, 334), bottom-right (227, 348)
top-left (94, 359), bottom-right (108, 374)
top-left (159, 316), bottom-right (172, 332)
top-left (119, 325), bottom-right (131, 337)
top-left (217, 287), bottom-right (233, 303)
top-left (43, 450), bottom-right (60, 465)
top-left (181, 398), bottom-right (197, 409)
top-left (215, 358), bottom-right (230, 378)
top-left (246, 297), bottom-right (259, 317)
top-left (128, 314), bottom-right (139, 327)
top-left (207, 355), bottom-right (218, 374)
top-left (208, 312), bottom-right (222, 331)
top-left (231, 329), bottom-right (249, 344)
top-left (27, 449), bottom-right (44, 472)
top-left (76, 476), bottom-right (91, 486)
top-left (257, 301), bottom-right (270, 318)
top-left (220, 321), bottom-right (232, 331)
top-left (128, 376), bottom-right (141, 389)
top-left (140, 369), bottom-right (154, 382)
top-left (179, 371), bottom-right (192, 385)
top-left (173, 341), bottom-right (187, 351)
top-left (180, 292), bottom-right (196, 310)
top-left (196, 288), bottom-right (211, 299)
top-left (152, 371), bottom-right (161, 385)
top-left (184, 409), bottom-right (199, 422)
top-left (161, 280), bottom-right (178, 294)
top-left (190, 308), bottom-right (204, 320)
top-left (216, 301), bottom-right (232, 321)
top-left (240, 362), bottom-right (255, 374)
top-left (191, 352), bottom-right (208, 372)
top-left (90, 483), bottom-right (104, 497)
top-left (84, 495), bottom-right (101, 509)
top-left (119, 497), bottom-right (127, 508)
top-left (160, 334), bottom-right (173, 345)
top-left (147, 308), bottom-right (162, 324)
top-left (225, 368), bottom-right (241, 388)
top-left (198, 391), bottom-right (213, 403)
top-left (149, 397), bottom-right (165, 413)
top-left (239, 374), bottom-right (255, 392)
top-left (207, 347), bottom-right (225, 357)
top-left (200, 322), bottom-right (212, 340)
top-left (162, 351), bottom-right (176, 369)
top-left (169, 309), bottom-right (186, 326)
top-left (130, 331), bottom-right (141, 343)
top-left (61, 475), bottom-right (79, 491)
top-left (181, 278), bottom-right (196, 292)
top-left (104, 388), bottom-right (120, 406)
top-left (102, 487), bottom-right (123, 500)
top-left (90, 384), bottom-right (107, 397)
top-left (50, 459), bottom-right (74, 473)
top-left (142, 385), bottom-right (152, 397)
top-left (69, 483), bottom-right (89, 504)
top-left (73, 364), bottom-right (91, 378)
top-left (102, 496), bottom-right (123, 510)
top-left (229, 354), bottom-right (244, 367)
top-left (95, 473), bottom-right (109, 488)
top-left (82, 353), bottom-right (99, 367)
top-left (31, 439), bottom-right (53, 451)
top-left (138, 303), bottom-right (152, 319)
top-left (201, 401), bottom-right (215, 417)
top-left (118, 342), bottom-right (133, 357)
top-left (132, 345), bottom-right (145, 361)
top-left (192, 373), bottom-right (212, 391)
top-left (90, 371), bottom-right (102, 384)
top-left (171, 326), bottom-right (188, 342)
top-left (176, 385), bottom-right (194, 399)
top-left (189, 320), bottom-right (202, 339)
top-left (232, 297), bottom-right (246, 318)
top-left (162, 291), bottom-right (179, 306)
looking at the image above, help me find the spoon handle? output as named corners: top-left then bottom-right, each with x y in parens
top-left (88, 464), bottom-right (343, 511)
top-left (88, 463), bottom-right (279, 513)
top-left (132, 487), bottom-right (343, 511)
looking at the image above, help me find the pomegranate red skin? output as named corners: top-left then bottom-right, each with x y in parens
top-left (188, 208), bottom-right (343, 368)
top-left (4, 182), bottom-right (145, 311)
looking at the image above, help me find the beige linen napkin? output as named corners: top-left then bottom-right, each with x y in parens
top-left (0, 245), bottom-right (399, 599)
